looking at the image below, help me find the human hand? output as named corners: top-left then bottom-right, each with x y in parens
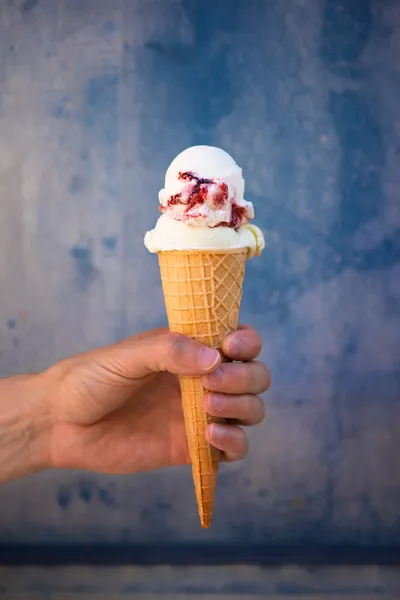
top-left (38, 326), bottom-right (270, 475)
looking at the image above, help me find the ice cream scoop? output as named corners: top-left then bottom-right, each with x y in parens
top-left (144, 145), bottom-right (265, 257)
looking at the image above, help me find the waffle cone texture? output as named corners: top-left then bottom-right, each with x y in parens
top-left (158, 248), bottom-right (247, 528)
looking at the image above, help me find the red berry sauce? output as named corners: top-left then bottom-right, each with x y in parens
top-left (161, 171), bottom-right (246, 228)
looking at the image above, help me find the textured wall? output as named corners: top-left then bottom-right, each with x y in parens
top-left (0, 0), bottom-right (399, 549)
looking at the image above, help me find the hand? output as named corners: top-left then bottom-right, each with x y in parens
top-left (38, 326), bottom-right (270, 475)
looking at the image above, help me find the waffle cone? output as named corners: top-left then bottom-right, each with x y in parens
top-left (158, 248), bottom-right (248, 527)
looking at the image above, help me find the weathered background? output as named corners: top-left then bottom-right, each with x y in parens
top-left (0, 0), bottom-right (399, 570)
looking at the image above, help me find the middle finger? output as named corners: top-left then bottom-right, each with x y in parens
top-left (201, 360), bottom-right (270, 396)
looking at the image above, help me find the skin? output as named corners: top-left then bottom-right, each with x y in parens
top-left (0, 325), bottom-right (270, 485)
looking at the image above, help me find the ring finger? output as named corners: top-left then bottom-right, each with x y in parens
top-left (204, 393), bottom-right (265, 426)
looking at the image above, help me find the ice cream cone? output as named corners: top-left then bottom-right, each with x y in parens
top-left (158, 248), bottom-right (248, 527)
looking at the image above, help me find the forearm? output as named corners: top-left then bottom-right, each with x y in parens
top-left (0, 374), bottom-right (51, 484)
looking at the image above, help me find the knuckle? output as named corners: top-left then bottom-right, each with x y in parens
top-left (163, 332), bottom-right (185, 368)
top-left (240, 395), bottom-right (265, 425)
top-left (231, 428), bottom-right (248, 459)
top-left (241, 325), bottom-right (262, 350)
top-left (224, 427), bottom-right (248, 462)
top-left (243, 393), bottom-right (255, 417)
top-left (239, 363), bottom-right (253, 390)
top-left (240, 431), bottom-right (249, 458)
top-left (255, 396), bottom-right (266, 423)
top-left (165, 331), bottom-right (184, 347)
top-left (251, 331), bottom-right (263, 355)
top-left (256, 361), bottom-right (271, 392)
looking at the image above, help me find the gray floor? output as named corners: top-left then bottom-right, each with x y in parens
top-left (1, 596), bottom-right (398, 600)
top-left (0, 566), bottom-right (399, 598)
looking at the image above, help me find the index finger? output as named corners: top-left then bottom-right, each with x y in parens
top-left (222, 324), bottom-right (262, 361)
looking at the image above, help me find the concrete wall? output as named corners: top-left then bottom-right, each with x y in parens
top-left (0, 0), bottom-right (399, 553)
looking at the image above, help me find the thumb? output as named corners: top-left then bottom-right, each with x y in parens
top-left (55, 332), bottom-right (222, 425)
top-left (95, 332), bottom-right (222, 380)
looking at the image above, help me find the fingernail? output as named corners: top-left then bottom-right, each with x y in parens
top-left (228, 337), bottom-right (245, 356)
top-left (210, 423), bottom-right (226, 442)
top-left (199, 347), bottom-right (220, 371)
top-left (208, 394), bottom-right (225, 412)
top-left (204, 368), bottom-right (223, 388)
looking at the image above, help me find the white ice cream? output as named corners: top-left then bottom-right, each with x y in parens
top-left (144, 145), bottom-right (265, 257)
top-left (145, 215), bottom-right (264, 258)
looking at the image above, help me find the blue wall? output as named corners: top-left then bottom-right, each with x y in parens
top-left (0, 0), bottom-right (399, 551)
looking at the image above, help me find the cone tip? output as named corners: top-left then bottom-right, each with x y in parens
top-left (200, 514), bottom-right (212, 528)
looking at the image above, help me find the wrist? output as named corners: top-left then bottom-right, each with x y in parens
top-left (0, 372), bottom-right (53, 484)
